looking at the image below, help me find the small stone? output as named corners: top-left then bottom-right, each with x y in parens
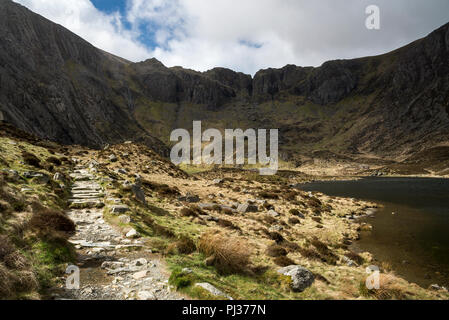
top-left (131, 258), bottom-right (148, 267)
top-left (118, 215), bottom-right (131, 224)
top-left (133, 270), bottom-right (147, 280)
top-left (126, 228), bottom-right (139, 239)
top-left (267, 210), bottom-right (280, 217)
top-left (237, 203), bottom-right (258, 213)
top-left (195, 283), bottom-right (233, 300)
top-left (109, 154), bottom-right (118, 162)
top-left (53, 172), bottom-right (65, 182)
top-left (111, 205), bottom-right (129, 214)
top-left (137, 291), bottom-right (155, 300)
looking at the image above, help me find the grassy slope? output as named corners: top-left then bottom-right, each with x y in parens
top-left (78, 143), bottom-right (449, 300)
top-left (0, 131), bottom-right (76, 300)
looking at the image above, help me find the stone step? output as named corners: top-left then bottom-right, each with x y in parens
top-left (69, 199), bottom-right (105, 209)
top-left (71, 190), bottom-right (103, 195)
top-left (70, 194), bottom-right (104, 199)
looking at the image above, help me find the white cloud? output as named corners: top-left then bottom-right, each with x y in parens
top-left (13, 0), bottom-right (449, 75)
top-left (14, 0), bottom-right (152, 62)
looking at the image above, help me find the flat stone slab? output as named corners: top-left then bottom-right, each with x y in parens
top-left (70, 194), bottom-right (104, 199)
top-left (69, 240), bottom-right (115, 248)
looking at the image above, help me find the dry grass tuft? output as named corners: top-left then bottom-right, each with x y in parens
top-left (180, 205), bottom-right (205, 217)
top-left (198, 231), bottom-right (251, 274)
top-left (0, 263), bottom-right (15, 298)
top-left (28, 204), bottom-right (75, 236)
top-left (273, 256), bottom-right (296, 267)
top-left (258, 191), bottom-right (279, 199)
top-left (175, 235), bottom-right (197, 254)
top-left (288, 217), bottom-right (300, 225)
top-left (268, 232), bottom-right (284, 243)
top-left (266, 244), bottom-right (287, 257)
top-left (217, 218), bottom-right (240, 231)
top-left (46, 156), bottom-right (62, 166)
top-left (345, 251), bottom-right (365, 265)
top-left (359, 274), bottom-right (408, 300)
top-left (21, 151), bottom-right (41, 168)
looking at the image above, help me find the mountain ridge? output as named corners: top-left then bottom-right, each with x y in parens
top-left (1, 0), bottom-right (449, 164)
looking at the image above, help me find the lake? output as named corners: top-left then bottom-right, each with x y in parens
top-left (300, 177), bottom-right (449, 288)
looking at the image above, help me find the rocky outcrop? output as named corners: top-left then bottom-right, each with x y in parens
top-left (0, 0), bottom-right (166, 153)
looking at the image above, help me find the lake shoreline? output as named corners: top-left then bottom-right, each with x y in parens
top-left (300, 177), bottom-right (449, 291)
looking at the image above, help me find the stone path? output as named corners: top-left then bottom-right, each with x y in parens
top-left (52, 164), bottom-right (185, 300)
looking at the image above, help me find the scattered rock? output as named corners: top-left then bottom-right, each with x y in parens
top-left (237, 203), bottom-right (258, 213)
top-left (137, 291), bottom-right (155, 300)
top-left (277, 265), bottom-right (315, 292)
top-left (126, 228), bottom-right (140, 239)
top-left (111, 205), bottom-right (130, 214)
top-left (185, 194), bottom-right (200, 203)
top-left (30, 173), bottom-right (50, 184)
top-left (131, 184), bottom-right (146, 205)
top-left (131, 258), bottom-right (148, 267)
top-left (117, 168), bottom-right (127, 175)
top-left (118, 215), bottom-right (131, 224)
top-left (109, 154), bottom-right (118, 162)
top-left (267, 210), bottom-right (280, 217)
top-left (53, 172), bottom-right (65, 182)
top-left (195, 283), bottom-right (233, 300)
top-left (133, 270), bottom-right (147, 280)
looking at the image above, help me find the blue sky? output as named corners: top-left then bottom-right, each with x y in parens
top-left (14, 0), bottom-right (449, 75)
top-left (91, 0), bottom-right (125, 13)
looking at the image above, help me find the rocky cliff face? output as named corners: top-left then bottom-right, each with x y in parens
top-left (0, 0), bottom-right (448, 160)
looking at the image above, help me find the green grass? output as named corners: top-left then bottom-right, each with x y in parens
top-left (165, 253), bottom-right (324, 300)
top-left (29, 239), bottom-right (75, 290)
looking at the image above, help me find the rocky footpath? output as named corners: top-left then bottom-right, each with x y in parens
top-left (51, 165), bottom-right (184, 300)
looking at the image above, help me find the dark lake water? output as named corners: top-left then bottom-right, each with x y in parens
top-left (300, 177), bottom-right (449, 288)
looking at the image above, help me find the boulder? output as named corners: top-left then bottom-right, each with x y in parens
top-left (277, 265), bottom-right (315, 292)
top-left (131, 184), bottom-right (146, 205)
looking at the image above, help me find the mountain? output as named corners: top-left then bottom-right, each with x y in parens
top-left (1, 0), bottom-right (448, 163)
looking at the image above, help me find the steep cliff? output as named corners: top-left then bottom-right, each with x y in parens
top-left (0, 0), bottom-right (448, 161)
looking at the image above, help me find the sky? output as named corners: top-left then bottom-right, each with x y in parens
top-left (13, 0), bottom-right (449, 75)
